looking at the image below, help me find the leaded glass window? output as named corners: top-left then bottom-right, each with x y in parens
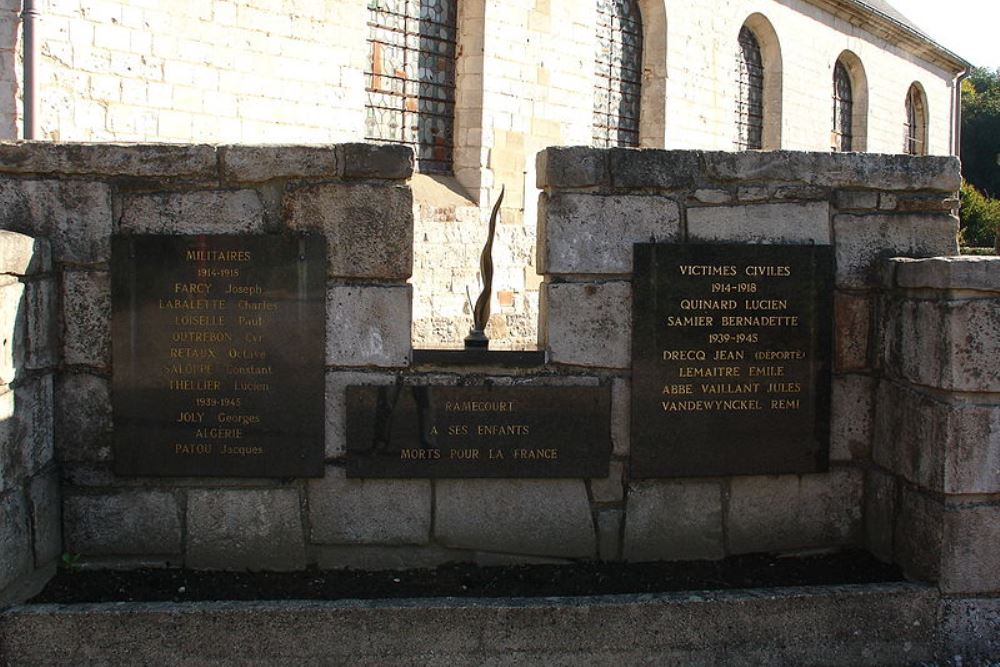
top-left (904, 85), bottom-right (926, 156)
top-left (593, 0), bottom-right (642, 148)
top-left (832, 60), bottom-right (853, 152)
top-left (734, 26), bottom-right (764, 150)
top-left (365, 0), bottom-right (457, 173)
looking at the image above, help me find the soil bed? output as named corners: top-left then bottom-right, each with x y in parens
top-left (30, 550), bottom-right (903, 604)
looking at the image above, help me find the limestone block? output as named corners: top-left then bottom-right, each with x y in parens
top-left (541, 281), bottom-right (630, 369)
top-left (835, 190), bottom-right (879, 211)
top-left (326, 285), bottom-right (411, 368)
top-left (597, 509), bottom-right (622, 561)
top-left (316, 544), bottom-right (463, 570)
top-left (864, 466), bottom-right (896, 563)
top-left (737, 186), bottom-right (769, 202)
top-left (284, 182), bottom-right (413, 280)
top-left (24, 278), bottom-right (58, 370)
top-left (538, 193), bottom-right (680, 275)
top-left (535, 147), bottom-right (608, 189)
top-left (64, 491), bottom-right (182, 555)
top-left (893, 486), bottom-right (942, 583)
top-left (14, 376), bottom-right (54, 477)
top-left (308, 469), bottom-right (431, 545)
top-left (0, 232), bottom-right (50, 276)
top-left (830, 375), bottom-right (874, 461)
top-left (833, 292), bottom-right (870, 371)
top-left (833, 213), bottom-right (958, 288)
top-left (186, 488), bottom-right (306, 571)
top-left (611, 378), bottom-right (629, 457)
top-left (324, 370), bottom-right (396, 458)
top-left (339, 143), bottom-right (414, 180)
top-left (29, 470), bottom-right (61, 566)
top-left (220, 145), bottom-right (339, 182)
top-left (608, 149), bottom-right (700, 190)
top-left (0, 490), bottom-right (30, 594)
top-left (435, 480), bottom-right (595, 558)
top-left (0, 143), bottom-right (217, 179)
top-left (62, 270), bottom-right (110, 368)
top-left (941, 502), bottom-right (1000, 594)
top-left (688, 201), bottom-right (830, 244)
top-left (692, 189), bottom-right (731, 204)
top-left (590, 461), bottom-right (624, 503)
top-left (0, 278), bottom-right (25, 384)
top-left (891, 256), bottom-right (1000, 293)
top-left (0, 180), bottom-right (112, 265)
top-left (727, 468), bottom-right (863, 554)
top-left (119, 189), bottom-right (266, 234)
top-left (940, 597), bottom-right (1000, 658)
top-left (623, 480), bottom-right (724, 561)
top-left (55, 373), bottom-right (112, 463)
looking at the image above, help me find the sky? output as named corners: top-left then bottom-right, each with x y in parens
top-left (896, 0), bottom-right (1000, 69)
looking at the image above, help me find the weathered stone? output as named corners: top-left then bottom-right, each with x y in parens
top-left (340, 143), bottom-right (413, 180)
top-left (727, 468), bottom-right (863, 554)
top-left (309, 469), bottom-right (431, 545)
top-left (316, 544), bottom-right (464, 570)
top-left (608, 149), bottom-right (701, 190)
top-left (29, 470), bottom-right (61, 566)
top-left (833, 291), bottom-right (870, 371)
top-left (0, 142), bottom-right (217, 178)
top-left (119, 189), bottom-right (266, 234)
top-left (62, 270), bottom-right (110, 368)
top-left (284, 182), bottom-right (413, 279)
top-left (623, 480), bottom-right (723, 561)
top-left (597, 509), bottom-right (622, 560)
top-left (13, 377), bottom-right (54, 477)
top-left (941, 501), bottom-right (1000, 594)
top-left (220, 145), bottom-right (339, 182)
top-left (55, 373), bottom-right (112, 463)
top-left (0, 490), bottom-right (30, 594)
top-left (0, 278), bottom-right (25, 384)
top-left (611, 378), bottom-right (629, 457)
top-left (63, 491), bottom-right (182, 556)
top-left (688, 201), bottom-right (830, 244)
top-left (833, 213), bottom-right (958, 288)
top-left (324, 370), bottom-right (396, 457)
top-left (0, 390), bottom-right (12, 493)
top-left (24, 277), bottom-right (58, 370)
top-left (879, 193), bottom-right (898, 210)
top-left (891, 256), bottom-right (1000, 293)
top-left (541, 281), bottom-right (630, 369)
top-left (0, 231), bottom-right (50, 276)
top-left (863, 466), bottom-right (896, 563)
top-left (835, 190), bottom-right (879, 210)
top-left (942, 403), bottom-right (1000, 495)
top-left (0, 179), bottom-right (112, 265)
top-left (737, 186), bottom-right (769, 201)
top-left (326, 285), bottom-right (411, 367)
top-left (536, 147), bottom-right (608, 189)
top-left (435, 480), bottom-right (595, 558)
top-left (940, 597), bottom-right (1000, 659)
top-left (539, 194), bottom-right (679, 275)
top-left (772, 185), bottom-right (827, 201)
top-left (187, 489), bottom-right (306, 571)
top-left (830, 374), bottom-right (874, 461)
top-left (893, 485), bottom-right (942, 583)
top-left (590, 461), bottom-right (624, 503)
top-left (692, 189), bottom-right (731, 204)
top-left (894, 194), bottom-right (959, 213)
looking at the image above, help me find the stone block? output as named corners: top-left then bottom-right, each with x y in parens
top-left (940, 597), bottom-right (1000, 659)
top-left (13, 376), bottom-right (54, 477)
top-left (29, 470), bottom-right (61, 566)
top-left (727, 468), bottom-right (863, 554)
top-left (0, 179), bottom-right (112, 265)
top-left (608, 149), bottom-right (700, 190)
top-left (119, 189), bottom-right (266, 234)
top-left (623, 480), bottom-right (724, 561)
top-left (737, 186), bottom-right (769, 201)
top-left (435, 479), bottom-right (595, 558)
top-left (308, 469), bottom-right (431, 545)
top-left (0, 278), bottom-right (25, 384)
top-left (326, 285), bottom-right (411, 368)
top-left (863, 466), bottom-right (896, 563)
top-left (535, 147), bottom-right (608, 189)
top-left (63, 491), bottom-right (182, 556)
top-left (538, 193), bottom-right (680, 275)
top-left (24, 277), bottom-right (58, 370)
top-left (55, 373), bottom-right (112, 463)
top-left (62, 270), bottom-right (110, 368)
top-left (941, 501), bottom-right (1000, 594)
top-left (187, 488), bottom-right (306, 571)
top-left (220, 145), bottom-right (339, 182)
top-left (891, 256), bottom-right (1000, 293)
top-left (541, 281), bottom-right (630, 369)
top-left (833, 292), bottom-right (870, 371)
top-left (590, 461), bottom-right (624, 503)
top-left (835, 190), bottom-right (879, 211)
top-left (833, 213), bottom-right (958, 288)
top-left (339, 143), bottom-right (413, 180)
top-left (692, 189), bottom-right (731, 204)
top-left (830, 375), bottom-right (873, 461)
top-left (324, 370), bottom-right (396, 457)
top-left (0, 489), bottom-right (30, 594)
top-left (284, 182), bottom-right (413, 280)
top-left (688, 201), bottom-right (830, 244)
top-left (611, 378), bottom-right (629, 457)
top-left (893, 485), bottom-right (942, 583)
top-left (0, 231), bottom-right (50, 276)
top-left (597, 509), bottom-right (622, 560)
top-left (942, 403), bottom-right (1000, 495)
top-left (0, 142), bottom-right (217, 179)
top-left (316, 544), bottom-right (463, 570)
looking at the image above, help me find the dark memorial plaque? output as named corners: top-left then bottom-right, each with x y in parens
top-left (631, 243), bottom-right (832, 478)
top-left (346, 385), bottom-right (611, 478)
top-left (112, 234), bottom-right (326, 477)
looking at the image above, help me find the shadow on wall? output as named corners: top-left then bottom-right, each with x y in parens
top-left (0, 3), bottom-right (18, 139)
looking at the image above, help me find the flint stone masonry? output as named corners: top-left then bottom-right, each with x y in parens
top-left (687, 201), bottom-right (830, 244)
top-left (623, 481), bottom-right (724, 561)
top-left (63, 491), bottom-right (182, 556)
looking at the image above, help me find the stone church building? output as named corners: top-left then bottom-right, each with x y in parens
top-left (0, 0), bottom-right (969, 348)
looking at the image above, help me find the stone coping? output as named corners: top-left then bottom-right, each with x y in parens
top-left (887, 256), bottom-right (1000, 292)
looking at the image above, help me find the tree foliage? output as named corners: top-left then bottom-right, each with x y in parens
top-left (959, 181), bottom-right (1000, 248)
top-left (961, 67), bottom-right (1000, 197)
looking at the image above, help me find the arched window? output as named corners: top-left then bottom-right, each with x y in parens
top-left (593, 0), bottom-right (643, 148)
top-left (832, 60), bottom-right (853, 152)
top-left (904, 84), bottom-right (927, 156)
top-left (734, 26), bottom-right (764, 150)
top-left (365, 0), bottom-right (457, 173)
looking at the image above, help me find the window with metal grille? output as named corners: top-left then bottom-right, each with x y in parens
top-left (832, 60), bottom-right (853, 152)
top-left (904, 85), bottom-right (926, 156)
top-left (734, 26), bottom-right (764, 150)
top-left (365, 0), bottom-right (457, 174)
top-left (593, 0), bottom-right (642, 148)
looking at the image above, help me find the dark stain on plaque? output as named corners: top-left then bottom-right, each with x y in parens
top-left (630, 243), bottom-right (833, 478)
top-left (111, 234), bottom-right (326, 477)
top-left (346, 385), bottom-right (611, 478)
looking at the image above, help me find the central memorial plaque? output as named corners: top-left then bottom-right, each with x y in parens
top-left (631, 243), bottom-right (832, 478)
top-left (112, 234), bottom-right (326, 477)
top-left (346, 385), bottom-right (611, 478)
